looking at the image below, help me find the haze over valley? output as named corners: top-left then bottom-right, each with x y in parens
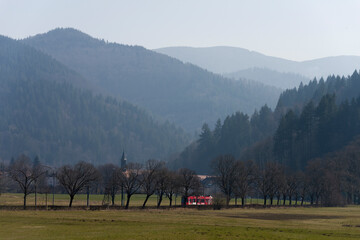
top-left (1, 25), bottom-right (360, 171)
top-left (3, 2), bottom-right (360, 239)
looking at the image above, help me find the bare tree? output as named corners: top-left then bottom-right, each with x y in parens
top-left (140, 159), bottom-right (163, 208)
top-left (306, 159), bottom-right (324, 205)
top-left (266, 162), bottom-right (283, 205)
top-left (255, 162), bottom-right (283, 206)
top-left (178, 168), bottom-right (201, 206)
top-left (155, 167), bottom-right (170, 208)
top-left (256, 166), bottom-right (269, 206)
top-left (8, 154), bottom-right (47, 209)
top-left (165, 170), bottom-right (181, 207)
top-left (211, 154), bottom-right (238, 206)
top-left (277, 173), bottom-right (287, 206)
top-left (300, 174), bottom-right (308, 206)
top-left (57, 161), bottom-right (99, 207)
top-left (118, 162), bottom-right (142, 209)
top-left (98, 164), bottom-right (120, 206)
top-left (286, 174), bottom-right (298, 205)
top-left (233, 160), bottom-right (255, 206)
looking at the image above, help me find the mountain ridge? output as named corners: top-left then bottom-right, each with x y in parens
top-left (22, 28), bottom-right (281, 132)
top-left (0, 34), bottom-right (190, 165)
top-left (155, 46), bottom-right (360, 88)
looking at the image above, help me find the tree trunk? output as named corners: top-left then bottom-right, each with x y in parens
top-left (69, 195), bottom-right (74, 207)
top-left (241, 197), bottom-right (245, 207)
top-left (277, 197), bottom-right (280, 205)
top-left (121, 187), bottom-right (124, 207)
top-left (35, 184), bottom-right (37, 209)
top-left (270, 197), bottom-right (273, 205)
top-left (235, 197), bottom-right (237, 206)
top-left (283, 194), bottom-right (286, 205)
top-left (263, 196), bottom-right (267, 206)
top-left (226, 195), bottom-right (231, 206)
top-left (45, 193), bottom-right (48, 210)
top-left (86, 186), bottom-right (90, 208)
top-left (301, 197), bottom-right (304, 206)
top-left (289, 196), bottom-right (292, 205)
top-left (142, 194), bottom-right (151, 209)
top-left (111, 192), bottom-right (115, 206)
top-left (23, 193), bottom-right (27, 210)
top-left (157, 193), bottom-right (163, 208)
top-left (169, 196), bottom-right (173, 207)
top-left (125, 194), bottom-right (131, 209)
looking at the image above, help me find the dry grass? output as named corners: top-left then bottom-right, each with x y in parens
top-left (0, 200), bottom-right (360, 239)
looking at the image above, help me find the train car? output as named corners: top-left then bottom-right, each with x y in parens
top-left (186, 195), bottom-right (213, 205)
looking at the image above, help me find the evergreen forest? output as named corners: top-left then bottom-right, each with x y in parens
top-left (0, 35), bottom-right (190, 166)
top-left (173, 71), bottom-right (360, 174)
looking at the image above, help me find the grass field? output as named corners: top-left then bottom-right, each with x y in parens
top-left (1, 193), bottom-right (358, 239)
top-left (1, 206), bottom-right (360, 239)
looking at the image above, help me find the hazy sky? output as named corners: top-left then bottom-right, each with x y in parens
top-left (1, 0), bottom-right (360, 61)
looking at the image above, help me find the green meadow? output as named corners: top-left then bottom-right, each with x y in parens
top-left (1, 194), bottom-right (360, 239)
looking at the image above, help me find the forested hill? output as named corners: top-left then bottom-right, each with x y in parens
top-left (0, 35), bottom-right (190, 166)
top-left (0, 35), bottom-right (87, 88)
top-left (171, 105), bottom-right (277, 174)
top-left (272, 94), bottom-right (360, 171)
top-left (22, 28), bottom-right (281, 132)
top-left (276, 70), bottom-right (360, 114)
top-left (172, 71), bottom-right (360, 174)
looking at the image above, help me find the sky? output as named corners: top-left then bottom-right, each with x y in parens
top-left (1, 0), bottom-right (360, 61)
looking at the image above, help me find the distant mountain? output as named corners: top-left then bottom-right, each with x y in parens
top-left (22, 28), bottom-right (281, 132)
top-left (0, 35), bottom-right (190, 165)
top-left (224, 67), bottom-right (310, 89)
top-left (155, 46), bottom-right (360, 88)
top-left (155, 46), bottom-right (295, 75)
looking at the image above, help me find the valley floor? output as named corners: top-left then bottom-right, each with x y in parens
top-left (1, 204), bottom-right (360, 239)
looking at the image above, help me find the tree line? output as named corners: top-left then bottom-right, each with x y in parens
top-left (0, 155), bottom-right (201, 209)
top-left (3, 138), bottom-right (360, 210)
top-left (212, 142), bottom-right (360, 207)
top-left (276, 70), bottom-right (360, 115)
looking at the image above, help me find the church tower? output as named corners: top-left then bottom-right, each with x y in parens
top-left (120, 150), bottom-right (127, 170)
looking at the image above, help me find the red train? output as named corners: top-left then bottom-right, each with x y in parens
top-left (186, 195), bottom-right (213, 205)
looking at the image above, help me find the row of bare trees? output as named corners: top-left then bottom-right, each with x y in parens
top-left (1, 155), bottom-right (202, 209)
top-left (3, 146), bottom-right (359, 209)
top-left (93, 161), bottom-right (201, 209)
top-left (211, 153), bottom-right (360, 207)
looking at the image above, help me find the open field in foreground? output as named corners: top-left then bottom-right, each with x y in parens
top-left (1, 206), bottom-right (360, 239)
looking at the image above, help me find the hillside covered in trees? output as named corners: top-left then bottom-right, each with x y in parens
top-left (0, 35), bottom-right (190, 166)
top-left (22, 28), bottom-right (281, 131)
top-left (276, 71), bottom-right (360, 114)
top-left (173, 71), bottom-right (360, 174)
